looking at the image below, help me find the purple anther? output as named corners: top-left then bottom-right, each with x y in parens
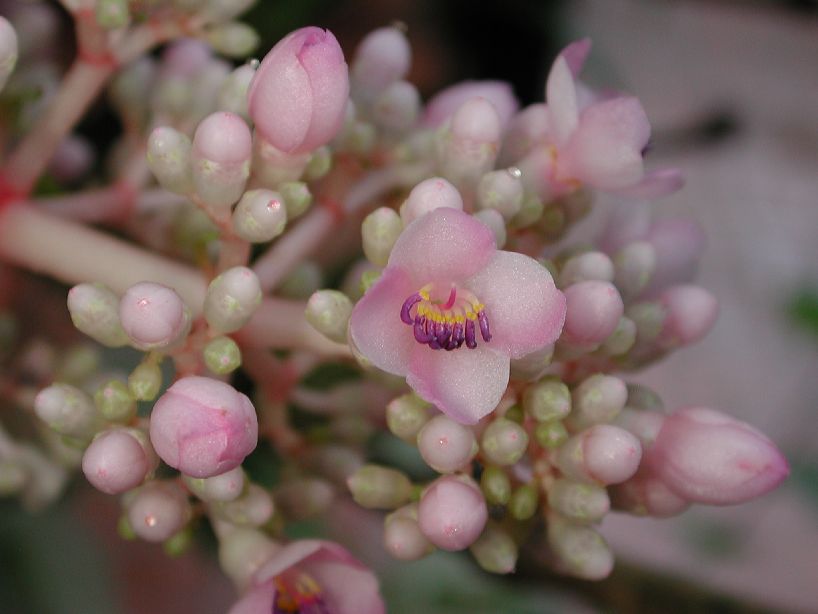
top-left (436, 322), bottom-right (452, 345)
top-left (400, 292), bottom-right (423, 325)
top-left (465, 319), bottom-right (477, 349)
top-left (478, 310), bottom-right (492, 343)
top-left (451, 321), bottom-right (465, 349)
top-left (429, 337), bottom-right (442, 350)
top-left (413, 315), bottom-right (433, 343)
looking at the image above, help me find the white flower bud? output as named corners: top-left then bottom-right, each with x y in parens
top-left (523, 377), bottom-right (571, 422)
top-left (305, 290), bottom-right (353, 344)
top-left (347, 464), bottom-right (413, 509)
top-left (386, 393), bottom-right (431, 441)
top-left (232, 189), bottom-right (287, 243)
top-left (34, 383), bottom-right (99, 439)
top-left (217, 64), bottom-right (254, 120)
top-left (278, 181), bottom-right (313, 219)
top-left (566, 374), bottom-right (628, 430)
top-left (372, 80), bottom-right (420, 132)
top-left (547, 479), bottom-right (610, 523)
top-left (547, 513), bottom-right (613, 580)
top-left (147, 127), bottom-right (193, 195)
top-left (470, 524), bottom-right (518, 574)
top-left (206, 22), bottom-right (259, 58)
top-left (0, 16), bottom-right (18, 93)
top-left (473, 209), bottom-right (506, 248)
top-left (204, 267), bottom-right (262, 334)
top-left (362, 207), bottom-right (402, 266)
top-left (67, 283), bottom-right (129, 348)
top-left (203, 336), bottom-right (242, 374)
top-left (476, 168), bottom-right (523, 221)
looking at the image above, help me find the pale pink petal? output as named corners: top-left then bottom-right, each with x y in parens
top-left (407, 344), bottom-right (509, 424)
top-left (422, 80), bottom-right (519, 129)
top-left (643, 217), bottom-right (706, 295)
top-left (497, 103), bottom-right (550, 166)
top-left (307, 558), bottom-right (385, 614)
top-left (559, 38), bottom-right (592, 77)
top-left (388, 207), bottom-right (496, 285)
top-left (562, 97), bottom-right (650, 190)
top-left (596, 200), bottom-right (652, 254)
top-left (254, 539), bottom-right (354, 583)
top-left (227, 581), bottom-right (274, 614)
top-left (465, 251), bottom-right (566, 359)
top-left (614, 167), bottom-right (685, 199)
top-left (545, 56), bottom-right (579, 146)
top-left (349, 267), bottom-right (416, 376)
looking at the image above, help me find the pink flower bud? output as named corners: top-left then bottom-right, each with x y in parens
top-left (559, 251), bottom-right (615, 287)
top-left (643, 218), bottom-right (706, 295)
top-left (423, 80), bottom-right (519, 130)
top-left (438, 98), bottom-right (502, 187)
top-left (248, 27), bottom-right (349, 154)
top-left (547, 512), bottom-right (613, 580)
top-left (418, 476), bottom-right (487, 551)
top-left (149, 376), bottom-right (258, 478)
top-left (609, 468), bottom-right (690, 517)
top-left (160, 39), bottom-right (211, 79)
top-left (560, 281), bottom-right (624, 347)
top-left (656, 285), bottom-right (718, 348)
top-left (191, 111), bottom-right (252, 210)
top-left (126, 480), bottom-right (191, 542)
top-left (647, 406), bottom-right (789, 505)
top-left (557, 424), bottom-right (642, 485)
top-left (417, 414), bottom-right (476, 473)
top-left (384, 504), bottom-right (432, 561)
top-left (399, 177), bottom-right (463, 226)
top-left (119, 282), bottom-right (190, 350)
top-left (351, 26), bottom-right (411, 100)
top-left (82, 428), bottom-right (151, 495)
top-left (498, 103), bottom-right (549, 166)
top-left (567, 374), bottom-right (627, 430)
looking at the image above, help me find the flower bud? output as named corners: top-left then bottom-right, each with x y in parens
top-left (509, 194), bottom-right (544, 229)
top-left (523, 377), bottom-right (571, 422)
top-left (213, 483), bottom-right (274, 527)
top-left (498, 103), bottom-right (549, 166)
top-left (251, 135), bottom-right (310, 186)
top-left (614, 241), bottom-right (656, 299)
top-left (480, 418), bottom-right (528, 466)
top-left (82, 428), bottom-right (150, 494)
top-left (547, 513), bottom-right (613, 580)
top-left (362, 207), bottom-right (403, 266)
top-left (128, 360), bottom-right (162, 401)
top-left (508, 484), bottom-right (539, 520)
top-left (400, 177), bottom-right (463, 226)
top-left (217, 64), bottom-right (254, 120)
top-left (439, 98), bottom-right (502, 187)
top-left (560, 281), bottom-right (624, 347)
top-left (191, 112), bottom-right (252, 210)
top-left (201, 0), bottom-right (255, 22)
top-left (418, 476), bottom-right (487, 551)
top-left (559, 252), bottom-right (614, 288)
top-left (480, 465), bottom-right (511, 505)
top-left (647, 406), bottom-right (788, 505)
top-left (275, 477), bottom-right (334, 519)
top-left (509, 344), bottom-right (553, 381)
top-left (656, 285), bottom-right (718, 349)
top-left (96, 0), bottom-right (129, 30)
top-left (0, 17), bottom-right (17, 92)
top-left (470, 524), bottom-right (517, 574)
top-left (184, 466), bottom-right (245, 502)
top-left (232, 189), bottom-right (287, 243)
top-left (600, 317), bottom-right (637, 356)
top-left (423, 81), bottom-right (518, 130)
top-left (417, 414), bottom-right (476, 473)
top-left (205, 22), bottom-right (259, 58)
top-left (351, 26), bottom-right (411, 102)
top-left (473, 209), bottom-right (507, 249)
top-left (566, 374), bottom-right (627, 430)
top-left (372, 80), bottom-right (420, 132)
top-left (548, 479), bottom-right (609, 523)
top-left (119, 282), bottom-right (190, 351)
top-left (614, 408), bottom-right (666, 446)
top-left (126, 481), bottom-right (191, 543)
top-left (150, 376), bottom-right (258, 478)
top-left (384, 504), bottom-right (432, 561)
top-left (34, 383), bottom-right (99, 439)
top-left (147, 127), bottom-right (193, 195)
top-left (609, 469), bottom-right (689, 517)
top-left (204, 267), bottom-right (262, 334)
top-left (627, 301), bottom-right (666, 343)
top-left (534, 421), bottom-right (568, 449)
top-left (94, 379), bottom-right (136, 423)
top-left (386, 393), bottom-right (431, 441)
top-left (248, 27), bottom-right (349, 154)
top-left (67, 283), bottom-right (129, 347)
top-left (218, 528), bottom-right (279, 592)
top-left (203, 336), bottom-right (242, 374)
top-left (278, 181), bottom-right (313, 218)
top-left (626, 384), bottom-right (664, 411)
top-left (476, 168), bottom-right (524, 221)
top-left (557, 425), bottom-right (642, 486)
top-left (644, 218), bottom-right (706, 295)
top-left (347, 464), bottom-right (413, 509)
top-left (305, 290), bottom-right (353, 344)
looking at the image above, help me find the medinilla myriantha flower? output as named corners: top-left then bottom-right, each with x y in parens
top-left (349, 207), bottom-right (566, 424)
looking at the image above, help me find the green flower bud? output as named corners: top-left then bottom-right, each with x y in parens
top-left (534, 421), bottom-right (568, 449)
top-left (305, 290), bottom-right (353, 344)
top-left (34, 383), bottom-right (99, 439)
top-left (386, 394), bottom-right (430, 441)
top-left (203, 336), bottom-right (242, 374)
top-left (304, 146), bottom-right (332, 181)
top-left (279, 181), bottom-right (313, 219)
top-left (470, 523), bottom-right (518, 574)
top-left (94, 379), bottom-right (136, 423)
top-left (67, 283), bottom-right (129, 347)
top-left (347, 464), bottom-right (413, 510)
top-left (522, 377), bottom-right (571, 422)
top-left (128, 360), bottom-right (162, 402)
top-left (362, 207), bottom-right (402, 267)
top-left (601, 316), bottom-right (637, 356)
top-left (147, 127), bottom-right (193, 195)
top-left (547, 479), bottom-right (610, 523)
top-left (205, 22), bottom-right (259, 58)
top-left (508, 484), bottom-right (539, 521)
top-left (480, 465), bottom-right (511, 506)
top-left (480, 418), bottom-right (528, 466)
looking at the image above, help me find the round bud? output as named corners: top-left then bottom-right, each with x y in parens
top-left (362, 207), bottom-right (403, 266)
top-left (480, 418), bottom-right (528, 466)
top-left (384, 504), bottom-right (432, 561)
top-left (417, 415), bottom-right (476, 473)
top-left (400, 177), bottom-right (463, 226)
top-left (372, 80), bottom-right (420, 132)
top-left (67, 283), bottom-right (129, 347)
top-left (204, 267), bottom-right (262, 334)
top-left (218, 528), bottom-right (279, 592)
top-left (476, 168), bottom-right (523, 221)
top-left (191, 111), bottom-right (252, 210)
top-left (480, 465), bottom-right (511, 505)
top-left (183, 466), bottom-right (245, 502)
top-left (386, 394), bottom-right (431, 441)
top-left (351, 26), bottom-right (411, 101)
top-left (213, 483), bottom-right (274, 527)
top-left (613, 241), bottom-right (656, 299)
top-left (657, 285), bottom-right (718, 349)
top-left (147, 127), bottom-right (193, 195)
top-left (203, 336), bottom-right (242, 374)
top-left (347, 464), bottom-right (413, 510)
top-left (304, 146), bottom-right (332, 181)
top-left (557, 425), bottom-right (642, 486)
top-left (94, 379), bottom-right (136, 423)
top-left (547, 479), bottom-right (610, 523)
top-left (567, 374), bottom-right (628, 430)
top-left (278, 181), bottom-right (313, 219)
top-left (439, 98), bottom-right (502, 187)
top-left (535, 421), bottom-right (568, 449)
top-left (217, 64), bottom-right (254, 119)
top-left (305, 290), bottom-right (353, 344)
top-left (205, 22), bottom-right (259, 58)
top-left (523, 377), bottom-right (571, 422)
top-left (126, 481), bottom-right (191, 543)
top-left (600, 317), bottom-right (637, 356)
top-left (508, 484), bottom-right (539, 521)
top-left (473, 209), bottom-right (507, 249)
top-left (614, 408), bottom-right (666, 446)
top-left (34, 383), bottom-right (98, 439)
top-left (82, 429), bottom-right (150, 495)
top-left (509, 194), bottom-right (544, 229)
top-left (561, 281), bottom-right (624, 347)
top-left (0, 16), bottom-right (19, 92)
top-left (547, 513), bottom-right (613, 580)
top-left (128, 360), bottom-right (162, 401)
top-left (559, 252), bottom-right (614, 287)
top-left (609, 470), bottom-right (689, 517)
top-left (470, 524), bottom-right (518, 574)
top-left (418, 476), bottom-right (487, 551)
top-left (627, 301), bottom-right (666, 343)
top-left (119, 282), bottom-right (190, 350)
top-left (232, 189), bottom-right (288, 243)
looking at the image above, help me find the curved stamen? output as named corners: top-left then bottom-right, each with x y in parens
top-left (400, 287), bottom-right (491, 351)
top-left (414, 315), bottom-right (433, 343)
top-left (465, 318), bottom-right (477, 349)
top-left (478, 310), bottom-right (491, 342)
top-left (400, 292), bottom-right (423, 325)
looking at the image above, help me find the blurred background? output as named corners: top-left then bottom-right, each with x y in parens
top-left (1, 0), bottom-right (817, 612)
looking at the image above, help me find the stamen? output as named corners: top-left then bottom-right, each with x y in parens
top-left (478, 310), bottom-right (492, 342)
top-left (400, 292), bottom-right (422, 325)
top-left (414, 316), bottom-right (433, 343)
top-left (441, 286), bottom-right (457, 310)
top-left (400, 287), bottom-right (491, 352)
top-left (465, 319), bottom-right (477, 349)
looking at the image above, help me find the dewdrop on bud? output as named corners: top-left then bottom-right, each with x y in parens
top-left (473, 209), bottom-right (507, 249)
top-left (203, 336), bottom-right (241, 374)
top-left (279, 181), bottom-right (313, 218)
top-left (362, 207), bottom-right (402, 266)
top-left (205, 22), bottom-right (259, 58)
top-left (547, 513), bottom-right (613, 580)
top-left (119, 282), bottom-right (191, 351)
top-left (548, 479), bottom-right (610, 523)
top-left (480, 418), bottom-right (528, 466)
top-left (191, 111), bottom-right (252, 210)
top-left (372, 80), bottom-right (420, 132)
top-left (95, 0), bottom-right (129, 29)
top-left (232, 189), bottom-right (288, 243)
top-left (82, 429), bottom-right (150, 494)
top-left (557, 425), bottom-right (642, 486)
top-left (614, 241), bottom-right (656, 299)
top-left (204, 267), bottom-right (262, 334)
top-left (347, 464), bottom-right (413, 509)
top-left (656, 285), bottom-right (718, 349)
top-left (183, 466), bottom-right (245, 502)
top-left (508, 484), bottom-right (539, 521)
top-left (305, 290), bottom-right (353, 344)
top-left (470, 524), bottom-right (518, 574)
top-left (476, 168), bottom-right (523, 221)
top-left (418, 476), bottom-right (487, 551)
top-left (94, 379), bottom-right (135, 423)
top-left (275, 478), bottom-right (334, 519)
top-left (384, 504), bottom-right (433, 561)
top-left (400, 177), bottom-right (463, 226)
top-left (535, 421), bottom-right (568, 449)
top-left (386, 393), bottom-right (431, 441)
top-left (566, 374), bottom-right (628, 430)
top-left (560, 281), bottom-right (624, 348)
top-left (67, 283), bottom-right (129, 347)
top-left (559, 252), bottom-right (614, 288)
top-left (523, 377), bottom-right (571, 422)
top-left (601, 317), bottom-right (637, 356)
top-left (213, 483), bottom-right (274, 527)
top-left (417, 414), bottom-right (476, 473)
top-left (126, 481), bottom-right (191, 543)
top-left (480, 465), bottom-right (511, 505)
top-left (128, 360), bottom-right (162, 401)
top-left (0, 17), bottom-right (18, 92)
top-left (217, 64), bottom-right (254, 119)
top-left (439, 98), bottom-right (502, 187)
top-left (351, 26), bottom-right (411, 102)
top-left (147, 127), bottom-right (193, 195)
top-left (150, 376), bottom-right (258, 478)
top-left (34, 383), bottom-right (99, 439)
top-left (218, 528), bottom-right (279, 592)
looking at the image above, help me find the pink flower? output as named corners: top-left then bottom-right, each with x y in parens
top-left (228, 540), bottom-right (385, 614)
top-left (349, 208), bottom-right (566, 424)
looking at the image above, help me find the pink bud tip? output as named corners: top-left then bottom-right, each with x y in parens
top-left (149, 376), bottom-right (258, 478)
top-left (352, 26), bottom-right (411, 96)
top-left (658, 285), bottom-right (718, 347)
top-left (400, 177), bottom-right (463, 225)
top-left (418, 476), bottom-right (487, 551)
top-left (119, 282), bottom-right (189, 350)
top-left (82, 429), bottom-right (150, 495)
top-left (647, 406), bottom-right (789, 505)
top-left (450, 97), bottom-right (502, 145)
top-left (582, 424), bottom-right (642, 485)
top-left (417, 414), bottom-right (476, 473)
top-left (127, 481), bottom-right (190, 542)
top-left (423, 80), bottom-right (519, 130)
top-left (248, 27), bottom-right (349, 154)
top-left (192, 112), bottom-right (252, 165)
top-left (561, 281), bottom-right (624, 346)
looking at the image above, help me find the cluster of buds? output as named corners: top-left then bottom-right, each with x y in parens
top-left (0, 2), bottom-right (788, 612)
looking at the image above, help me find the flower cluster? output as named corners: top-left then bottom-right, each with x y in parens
top-left (0, 2), bottom-right (788, 611)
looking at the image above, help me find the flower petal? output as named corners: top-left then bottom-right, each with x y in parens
top-left (407, 343), bottom-right (509, 424)
top-left (388, 207), bottom-right (496, 284)
top-left (559, 38), bottom-right (592, 77)
top-left (422, 80), bottom-right (519, 130)
top-left (349, 267), bottom-right (417, 376)
top-left (563, 96), bottom-right (650, 190)
top-left (614, 167), bottom-right (684, 199)
top-left (546, 56), bottom-right (579, 147)
top-left (465, 251), bottom-right (566, 359)
top-left (307, 558), bottom-right (385, 614)
top-left (227, 581), bottom-right (274, 614)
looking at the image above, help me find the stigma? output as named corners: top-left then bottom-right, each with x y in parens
top-left (400, 284), bottom-right (491, 351)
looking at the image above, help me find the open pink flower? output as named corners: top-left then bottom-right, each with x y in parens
top-left (350, 208), bottom-right (566, 424)
top-left (229, 540), bottom-right (384, 614)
